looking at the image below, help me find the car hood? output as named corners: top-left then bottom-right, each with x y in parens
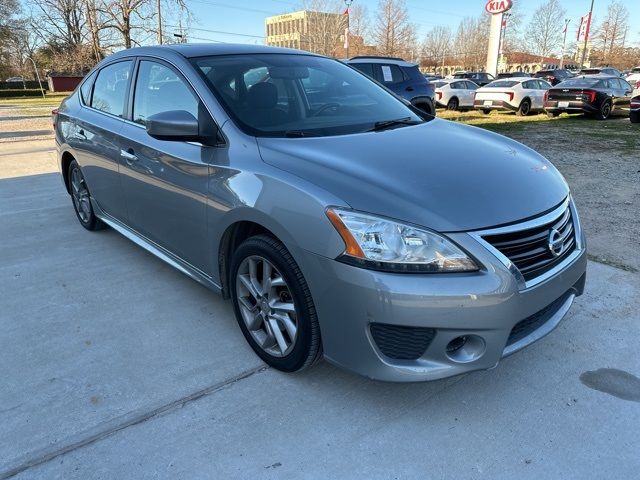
top-left (256, 119), bottom-right (569, 232)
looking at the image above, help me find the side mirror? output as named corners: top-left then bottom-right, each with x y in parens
top-left (146, 110), bottom-right (201, 142)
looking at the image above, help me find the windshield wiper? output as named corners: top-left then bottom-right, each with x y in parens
top-left (284, 130), bottom-right (320, 138)
top-left (367, 117), bottom-right (422, 132)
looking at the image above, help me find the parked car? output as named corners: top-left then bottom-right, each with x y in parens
top-left (452, 71), bottom-right (494, 86)
top-left (5, 76), bottom-right (25, 83)
top-left (473, 78), bottom-right (552, 115)
top-left (534, 69), bottom-right (574, 86)
top-left (578, 67), bottom-right (622, 77)
top-left (624, 67), bottom-right (640, 92)
top-left (346, 56), bottom-right (436, 116)
top-left (433, 79), bottom-right (478, 110)
top-left (424, 73), bottom-right (443, 82)
top-left (544, 76), bottom-right (634, 120)
top-left (496, 72), bottom-right (531, 79)
top-left (630, 94), bottom-right (639, 123)
top-left (54, 44), bottom-right (586, 382)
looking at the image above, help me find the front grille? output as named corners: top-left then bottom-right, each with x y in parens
top-left (482, 204), bottom-right (576, 282)
top-left (506, 292), bottom-right (571, 346)
top-left (370, 323), bottom-right (436, 360)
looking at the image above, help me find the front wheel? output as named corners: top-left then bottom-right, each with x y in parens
top-left (446, 97), bottom-right (459, 111)
top-left (230, 235), bottom-right (322, 372)
top-left (595, 100), bottom-right (612, 120)
top-left (631, 111), bottom-right (639, 124)
top-left (68, 160), bottom-right (105, 231)
top-left (517, 99), bottom-right (531, 116)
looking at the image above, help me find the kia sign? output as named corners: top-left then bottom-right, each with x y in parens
top-left (485, 0), bottom-right (512, 15)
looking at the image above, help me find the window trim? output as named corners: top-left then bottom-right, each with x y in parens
top-left (124, 55), bottom-right (227, 146)
top-left (86, 58), bottom-right (135, 119)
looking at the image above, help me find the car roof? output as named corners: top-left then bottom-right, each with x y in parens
top-left (346, 56), bottom-right (416, 67)
top-left (107, 43), bottom-right (317, 60)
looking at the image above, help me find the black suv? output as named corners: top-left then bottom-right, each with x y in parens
top-left (452, 71), bottom-right (494, 86)
top-left (346, 56), bottom-right (436, 116)
top-left (534, 69), bottom-right (574, 86)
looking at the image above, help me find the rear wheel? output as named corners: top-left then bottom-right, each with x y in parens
top-left (631, 110), bottom-right (639, 124)
top-left (230, 234), bottom-right (322, 372)
top-left (68, 160), bottom-right (105, 231)
top-left (547, 111), bottom-right (559, 118)
top-left (517, 99), bottom-right (531, 116)
top-left (595, 100), bottom-right (612, 120)
top-left (446, 97), bottom-right (459, 111)
top-left (481, 109), bottom-right (491, 115)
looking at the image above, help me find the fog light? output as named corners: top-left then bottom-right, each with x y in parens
top-left (445, 335), bottom-right (486, 363)
top-left (446, 336), bottom-right (467, 354)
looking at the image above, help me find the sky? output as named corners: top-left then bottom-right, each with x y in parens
top-left (179, 0), bottom-right (640, 47)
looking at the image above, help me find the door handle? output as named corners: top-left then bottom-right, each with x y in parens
top-left (120, 149), bottom-right (138, 164)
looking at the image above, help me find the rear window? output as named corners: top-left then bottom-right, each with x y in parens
top-left (485, 80), bottom-right (518, 88)
top-left (556, 78), bottom-right (601, 88)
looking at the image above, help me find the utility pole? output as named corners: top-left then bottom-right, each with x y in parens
top-left (157, 0), bottom-right (163, 45)
top-left (344, 0), bottom-right (353, 58)
top-left (579, 0), bottom-right (594, 68)
top-left (25, 56), bottom-right (45, 99)
top-left (559, 18), bottom-right (570, 69)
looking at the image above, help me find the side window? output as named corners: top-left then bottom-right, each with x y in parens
top-left (450, 81), bottom-right (463, 90)
top-left (522, 80), bottom-right (533, 89)
top-left (133, 61), bottom-right (198, 125)
top-left (465, 81), bottom-right (478, 90)
top-left (79, 71), bottom-right (97, 105)
top-left (351, 63), bottom-right (374, 78)
top-left (91, 61), bottom-right (133, 117)
top-left (379, 64), bottom-right (404, 85)
top-left (538, 80), bottom-right (550, 90)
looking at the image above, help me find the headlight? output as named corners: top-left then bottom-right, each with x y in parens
top-left (325, 208), bottom-right (479, 273)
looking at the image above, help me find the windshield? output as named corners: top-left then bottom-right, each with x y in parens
top-left (557, 78), bottom-right (601, 88)
top-left (485, 80), bottom-right (518, 88)
top-left (191, 54), bottom-right (424, 137)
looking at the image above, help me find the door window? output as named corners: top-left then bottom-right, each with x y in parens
top-left (133, 61), bottom-right (199, 125)
top-left (79, 71), bottom-right (97, 105)
top-left (91, 61), bottom-right (133, 117)
top-left (464, 81), bottom-right (478, 90)
top-left (379, 64), bottom-right (404, 85)
top-left (351, 63), bottom-right (374, 78)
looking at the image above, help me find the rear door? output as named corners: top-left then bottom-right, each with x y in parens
top-left (72, 60), bottom-right (133, 220)
top-left (462, 81), bottom-right (478, 106)
top-left (374, 63), bottom-right (408, 98)
top-left (117, 58), bottom-right (214, 270)
top-left (613, 78), bottom-right (633, 112)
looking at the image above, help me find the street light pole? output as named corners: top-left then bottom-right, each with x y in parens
top-left (25, 56), bottom-right (45, 99)
top-left (559, 18), bottom-right (570, 69)
top-left (580, 0), bottom-right (594, 68)
top-left (344, 0), bottom-right (353, 58)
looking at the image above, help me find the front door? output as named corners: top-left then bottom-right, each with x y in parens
top-left (118, 59), bottom-right (213, 271)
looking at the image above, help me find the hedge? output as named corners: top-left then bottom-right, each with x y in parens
top-left (0, 81), bottom-right (48, 90)
top-left (0, 89), bottom-right (46, 98)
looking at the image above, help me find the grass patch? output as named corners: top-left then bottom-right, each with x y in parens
top-left (0, 92), bottom-right (70, 107)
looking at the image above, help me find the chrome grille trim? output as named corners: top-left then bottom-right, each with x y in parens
top-left (469, 197), bottom-right (584, 290)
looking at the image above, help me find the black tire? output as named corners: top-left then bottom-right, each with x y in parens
top-left (416, 101), bottom-right (435, 117)
top-left (481, 109), bottom-right (491, 115)
top-left (547, 111), bottom-right (559, 118)
top-left (517, 99), bottom-right (531, 116)
top-left (230, 234), bottom-right (322, 372)
top-left (67, 160), bottom-right (105, 231)
top-left (446, 97), bottom-right (459, 111)
top-left (595, 100), bottom-right (612, 120)
top-left (631, 111), bottom-right (639, 124)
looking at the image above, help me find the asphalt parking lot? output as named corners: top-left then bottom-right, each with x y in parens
top-left (1, 111), bottom-right (639, 479)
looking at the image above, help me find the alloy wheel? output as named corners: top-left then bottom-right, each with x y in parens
top-left (70, 166), bottom-right (92, 223)
top-left (235, 255), bottom-right (298, 357)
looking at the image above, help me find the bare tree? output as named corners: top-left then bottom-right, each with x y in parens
top-left (371, 0), bottom-right (416, 58)
top-left (28, 0), bottom-right (86, 47)
top-left (593, 1), bottom-right (629, 64)
top-left (452, 15), bottom-right (490, 70)
top-left (97, 0), bottom-right (153, 49)
top-left (525, 0), bottom-right (566, 63)
top-left (420, 25), bottom-right (452, 69)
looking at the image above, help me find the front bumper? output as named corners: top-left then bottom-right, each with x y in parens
top-left (299, 207), bottom-right (587, 382)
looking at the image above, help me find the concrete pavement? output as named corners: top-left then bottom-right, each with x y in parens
top-left (1, 145), bottom-right (639, 479)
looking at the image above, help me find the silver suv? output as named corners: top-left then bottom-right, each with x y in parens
top-left (55, 45), bottom-right (586, 382)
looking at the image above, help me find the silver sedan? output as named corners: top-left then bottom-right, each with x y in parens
top-left (54, 44), bottom-right (586, 382)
